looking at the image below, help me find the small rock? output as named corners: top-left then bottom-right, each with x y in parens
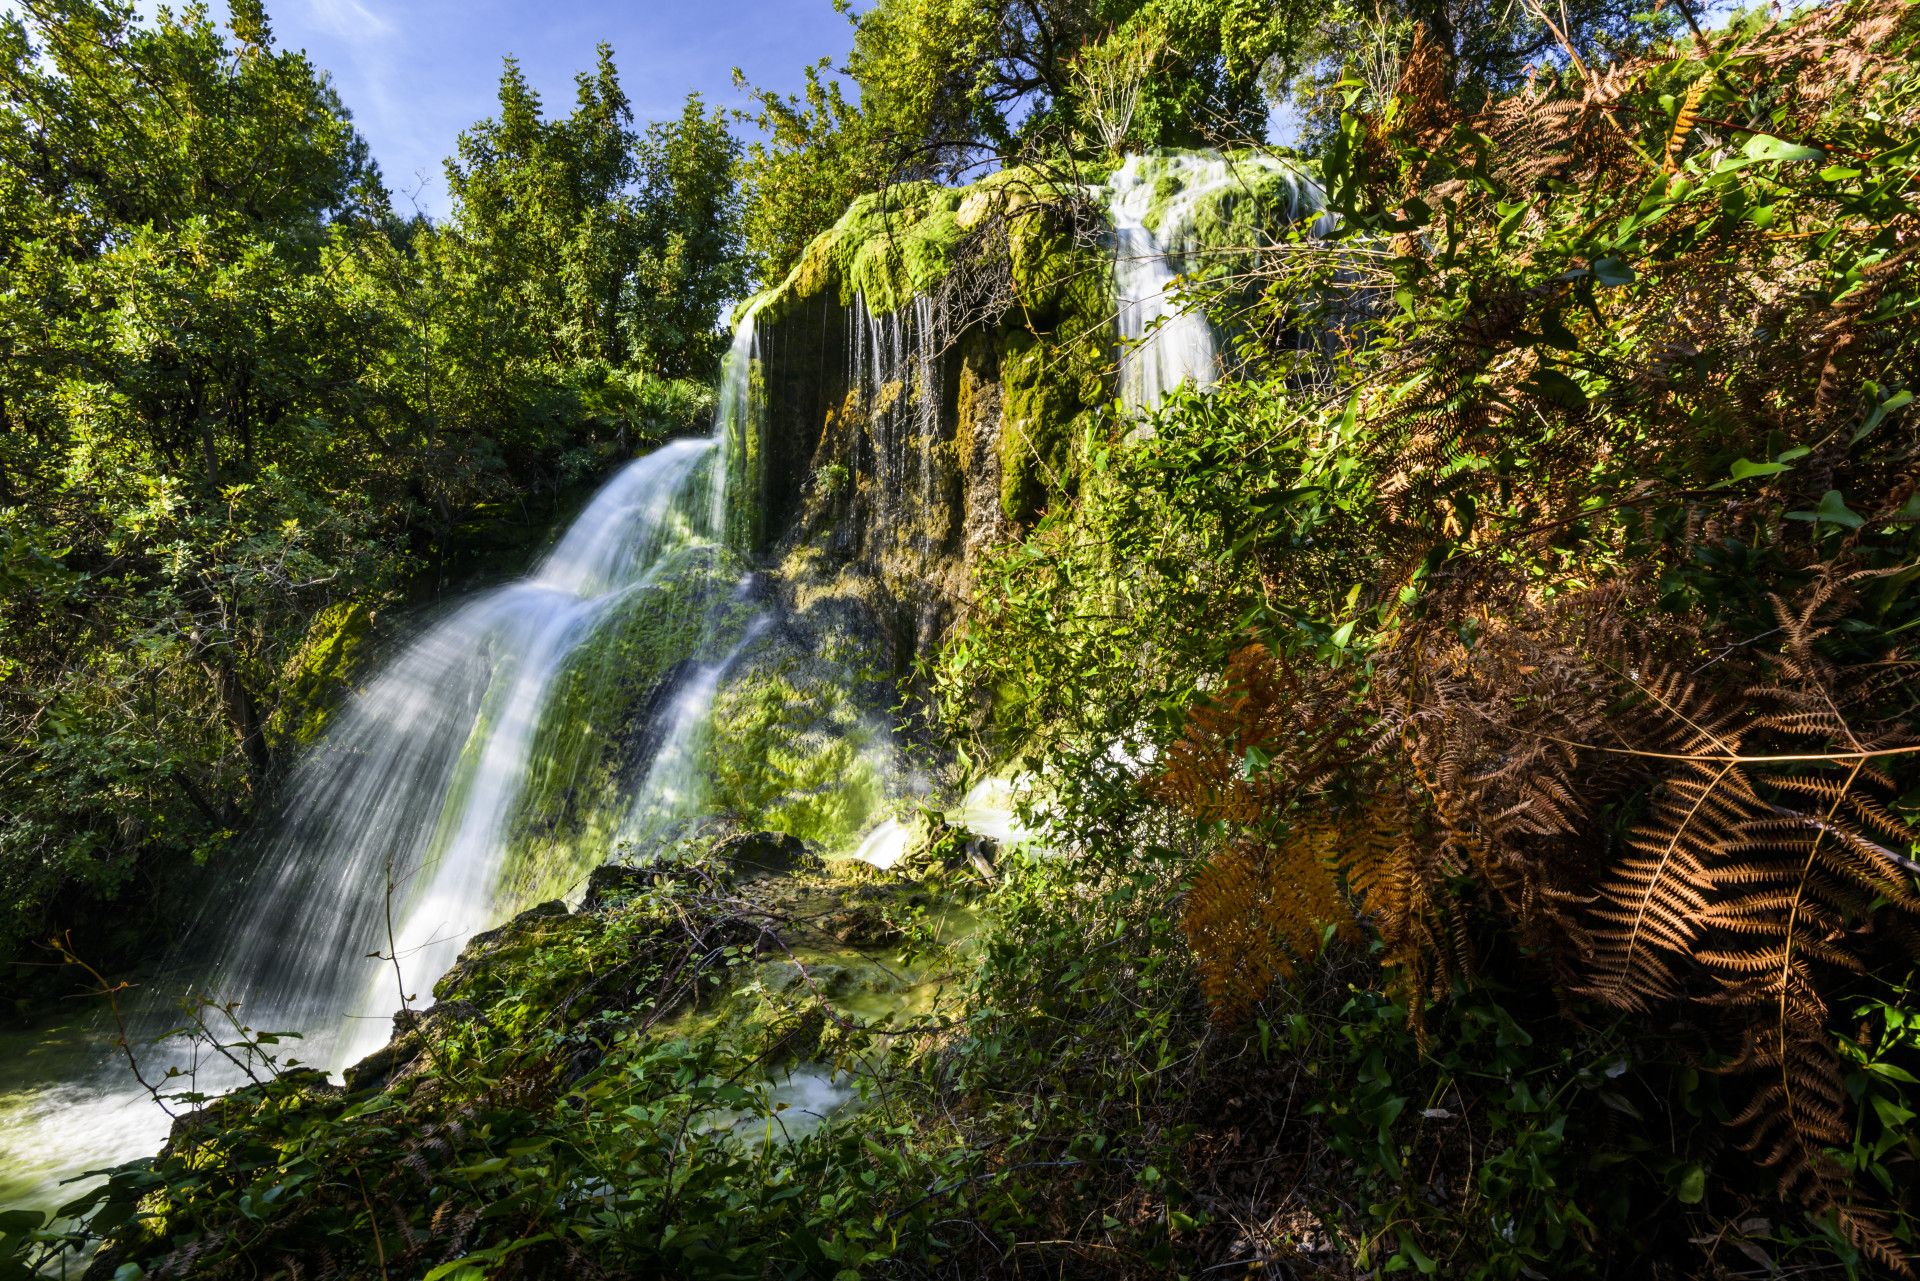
top-left (758, 959), bottom-right (851, 997)
top-left (714, 830), bottom-right (820, 879)
top-left (342, 1036), bottom-right (416, 1095)
top-left (583, 863), bottom-right (651, 910)
top-left (824, 905), bottom-right (902, 947)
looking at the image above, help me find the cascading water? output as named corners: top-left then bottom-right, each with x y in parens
top-left (619, 610), bottom-right (772, 848)
top-left (846, 291), bottom-right (945, 549)
top-left (0, 312), bottom-right (766, 1218)
top-left (234, 433), bottom-right (727, 1069)
top-left (1108, 152), bottom-right (1325, 413)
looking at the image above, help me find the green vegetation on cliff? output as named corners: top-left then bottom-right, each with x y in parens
top-left (9, 2), bottom-right (1920, 1281)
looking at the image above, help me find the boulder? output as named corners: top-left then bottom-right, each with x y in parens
top-left (432, 899), bottom-right (569, 999)
top-left (163, 1068), bottom-right (341, 1155)
top-left (583, 863), bottom-right (652, 910)
top-left (714, 830), bottom-right (820, 879)
top-left (823, 904), bottom-right (902, 948)
top-left (343, 1000), bottom-right (482, 1094)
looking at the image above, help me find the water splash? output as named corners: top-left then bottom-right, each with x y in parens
top-left (850, 818), bottom-right (913, 871)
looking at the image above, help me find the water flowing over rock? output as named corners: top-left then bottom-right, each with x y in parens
top-left (1108, 152), bottom-right (1325, 413)
top-left (5, 148), bottom-right (1303, 1217)
top-left (208, 376), bottom-right (745, 1069)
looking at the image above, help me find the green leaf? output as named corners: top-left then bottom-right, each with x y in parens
top-left (1751, 133), bottom-right (1820, 164)
top-left (1528, 369), bottom-right (1588, 407)
top-left (1814, 490), bottom-right (1866, 529)
top-left (1852, 388), bottom-right (1912, 445)
top-left (1591, 257), bottom-right (1635, 287)
top-left (1864, 1060), bottom-right (1920, 1085)
top-left (1675, 1164), bottom-right (1707, 1204)
top-left (1742, 133), bottom-right (1824, 163)
top-left (1721, 458), bottom-right (1791, 485)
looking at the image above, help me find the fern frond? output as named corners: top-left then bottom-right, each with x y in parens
top-left (1184, 829), bottom-right (1358, 1025)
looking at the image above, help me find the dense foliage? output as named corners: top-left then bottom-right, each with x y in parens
top-left (941, 0), bottom-right (1920, 1270)
top-left (0, 0), bottom-right (742, 981)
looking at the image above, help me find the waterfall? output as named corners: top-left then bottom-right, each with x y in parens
top-left (618, 609), bottom-right (772, 848)
top-left (222, 316), bottom-right (760, 1069)
top-left (845, 291), bottom-right (943, 548)
top-left (1108, 152), bottom-right (1325, 413)
top-left (0, 312), bottom-right (771, 1224)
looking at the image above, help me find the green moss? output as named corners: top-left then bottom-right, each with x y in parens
top-left (998, 203), bottom-right (1115, 523)
top-left (498, 545), bottom-right (755, 900)
top-left (1133, 151), bottom-right (1323, 255)
top-left (701, 659), bottom-right (886, 852)
top-left (999, 332), bottom-right (1080, 522)
top-left (768, 182), bottom-right (964, 317)
top-left (267, 601), bottom-right (374, 750)
top-left (757, 166), bottom-right (1108, 323)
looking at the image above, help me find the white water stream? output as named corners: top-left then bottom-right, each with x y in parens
top-left (0, 316), bottom-right (764, 1221)
top-left (1109, 152), bottom-right (1324, 413)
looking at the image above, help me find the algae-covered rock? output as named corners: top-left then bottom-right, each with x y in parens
top-left (701, 652), bottom-right (893, 853)
top-left (267, 601), bottom-right (375, 750)
top-left (342, 999), bottom-right (482, 1094)
top-left (163, 1068), bottom-right (342, 1156)
top-left (823, 903), bottom-right (902, 947)
top-left (432, 899), bottom-right (571, 1001)
top-left (498, 544), bottom-right (757, 902)
top-left (713, 830), bottom-right (820, 879)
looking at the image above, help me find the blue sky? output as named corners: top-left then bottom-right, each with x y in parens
top-left (145, 0), bottom-right (863, 216)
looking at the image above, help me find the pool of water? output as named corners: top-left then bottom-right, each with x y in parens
top-left (0, 1020), bottom-right (174, 1219)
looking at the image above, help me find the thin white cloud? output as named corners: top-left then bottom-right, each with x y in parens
top-left (303, 0), bottom-right (395, 41)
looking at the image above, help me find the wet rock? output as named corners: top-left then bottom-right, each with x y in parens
top-left (342, 1000), bottom-right (482, 1095)
top-left (342, 1036), bottom-right (413, 1095)
top-left (761, 1005), bottom-right (828, 1062)
top-left (714, 830), bottom-right (820, 879)
top-left (823, 904), bottom-right (902, 947)
top-left (758, 960), bottom-right (852, 998)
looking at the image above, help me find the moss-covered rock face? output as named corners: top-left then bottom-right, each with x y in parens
top-left (701, 659), bottom-right (888, 853)
top-left (777, 183), bottom-right (966, 318)
top-left (266, 600), bottom-right (376, 750)
top-left (1125, 149), bottom-right (1322, 251)
top-left (740, 164), bottom-right (1119, 694)
top-left (500, 544), bottom-right (756, 900)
